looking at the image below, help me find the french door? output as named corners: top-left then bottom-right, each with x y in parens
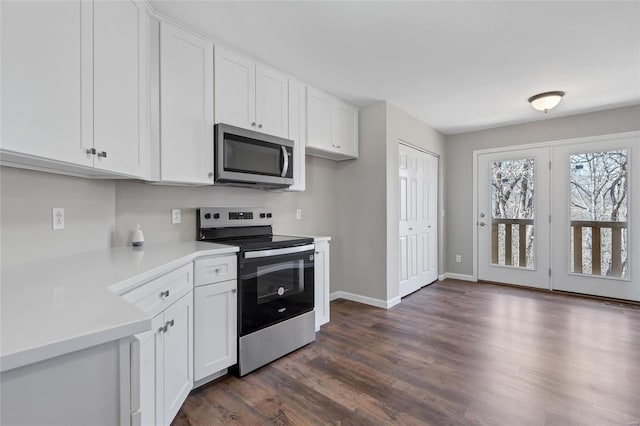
top-left (476, 134), bottom-right (639, 301)
top-left (399, 143), bottom-right (438, 297)
top-left (477, 148), bottom-right (551, 289)
top-left (551, 137), bottom-right (638, 301)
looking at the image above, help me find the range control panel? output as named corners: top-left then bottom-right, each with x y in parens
top-left (199, 207), bottom-right (273, 228)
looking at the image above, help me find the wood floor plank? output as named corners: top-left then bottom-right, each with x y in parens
top-left (174, 280), bottom-right (640, 426)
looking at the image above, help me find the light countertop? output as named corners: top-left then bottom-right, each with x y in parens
top-left (0, 241), bottom-right (238, 373)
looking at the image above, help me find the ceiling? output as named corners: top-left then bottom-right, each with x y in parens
top-left (150, 1), bottom-right (640, 135)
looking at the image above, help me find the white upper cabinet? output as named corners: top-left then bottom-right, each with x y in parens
top-left (214, 47), bottom-right (288, 138)
top-left (0, 0), bottom-right (149, 178)
top-left (93, 0), bottom-right (147, 177)
top-left (158, 21), bottom-right (214, 184)
top-left (306, 87), bottom-right (358, 161)
top-left (255, 65), bottom-right (288, 138)
top-left (306, 87), bottom-right (334, 153)
top-left (214, 46), bottom-right (255, 131)
top-left (1, 1), bottom-right (93, 167)
top-left (287, 80), bottom-right (307, 191)
top-left (333, 100), bottom-right (359, 158)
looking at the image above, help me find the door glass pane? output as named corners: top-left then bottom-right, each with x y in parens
top-left (570, 150), bottom-right (628, 278)
top-left (490, 158), bottom-right (535, 268)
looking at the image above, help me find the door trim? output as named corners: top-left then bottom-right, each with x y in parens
top-left (473, 130), bottom-right (640, 282)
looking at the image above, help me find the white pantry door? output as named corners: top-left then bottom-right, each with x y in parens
top-left (477, 148), bottom-right (551, 289)
top-left (399, 143), bottom-right (438, 297)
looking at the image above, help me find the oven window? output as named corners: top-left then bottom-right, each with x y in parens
top-left (224, 134), bottom-right (282, 177)
top-left (256, 260), bottom-right (304, 304)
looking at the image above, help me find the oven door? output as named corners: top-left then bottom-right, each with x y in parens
top-left (239, 244), bottom-right (314, 336)
top-left (215, 123), bottom-right (294, 187)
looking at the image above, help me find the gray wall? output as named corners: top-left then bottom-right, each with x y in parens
top-left (334, 102), bottom-right (388, 300)
top-left (445, 104), bottom-right (640, 276)
top-left (385, 103), bottom-right (446, 300)
top-left (0, 167), bottom-right (116, 267)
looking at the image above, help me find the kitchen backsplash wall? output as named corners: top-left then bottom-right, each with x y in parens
top-left (0, 167), bottom-right (117, 267)
top-left (114, 156), bottom-right (339, 246)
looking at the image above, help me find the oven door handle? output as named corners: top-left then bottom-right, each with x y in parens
top-left (244, 244), bottom-right (314, 259)
top-left (280, 146), bottom-right (289, 178)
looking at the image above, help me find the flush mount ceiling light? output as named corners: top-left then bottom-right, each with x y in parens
top-left (528, 91), bottom-right (565, 113)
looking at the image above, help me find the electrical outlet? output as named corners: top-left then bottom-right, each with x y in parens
top-left (171, 209), bottom-right (181, 224)
top-left (455, 255), bottom-right (462, 263)
top-left (52, 208), bottom-right (64, 230)
top-left (296, 209), bottom-right (302, 220)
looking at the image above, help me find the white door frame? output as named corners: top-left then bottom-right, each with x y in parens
top-left (472, 131), bottom-right (640, 282)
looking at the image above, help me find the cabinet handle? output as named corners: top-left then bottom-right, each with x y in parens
top-left (158, 325), bottom-right (168, 333)
top-left (86, 148), bottom-right (96, 155)
top-left (258, 124), bottom-right (263, 129)
top-left (167, 319), bottom-right (175, 328)
top-left (251, 122), bottom-right (256, 127)
top-left (336, 145), bottom-right (342, 149)
top-left (315, 251), bottom-right (319, 254)
top-left (160, 290), bottom-right (170, 298)
top-left (97, 151), bottom-right (107, 158)
top-left (208, 172), bottom-right (213, 178)
top-left (231, 289), bottom-right (237, 293)
top-left (214, 268), bottom-right (221, 273)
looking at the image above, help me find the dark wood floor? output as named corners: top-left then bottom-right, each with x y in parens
top-left (173, 280), bottom-right (640, 425)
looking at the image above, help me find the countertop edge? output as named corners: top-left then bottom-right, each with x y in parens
top-left (109, 246), bottom-right (239, 295)
top-left (0, 317), bottom-right (151, 373)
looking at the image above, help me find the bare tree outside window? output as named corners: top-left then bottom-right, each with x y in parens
top-left (491, 158), bottom-right (535, 268)
top-left (570, 150), bottom-right (628, 278)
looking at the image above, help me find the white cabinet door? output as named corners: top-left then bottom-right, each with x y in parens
top-left (160, 291), bottom-right (193, 426)
top-left (306, 87), bottom-right (334, 152)
top-left (93, 0), bottom-right (147, 178)
top-left (255, 65), bottom-right (288, 138)
top-left (214, 46), bottom-right (255, 130)
top-left (333, 100), bottom-right (359, 158)
top-left (314, 240), bottom-right (330, 330)
top-left (132, 315), bottom-right (161, 426)
top-left (194, 280), bottom-right (237, 381)
top-left (0, 0), bottom-right (93, 166)
top-left (160, 22), bottom-right (214, 184)
top-left (287, 80), bottom-right (306, 191)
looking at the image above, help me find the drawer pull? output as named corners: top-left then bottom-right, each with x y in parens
top-left (214, 268), bottom-right (221, 273)
top-left (160, 290), bottom-right (170, 298)
top-left (158, 325), bottom-right (167, 333)
top-left (167, 319), bottom-right (175, 329)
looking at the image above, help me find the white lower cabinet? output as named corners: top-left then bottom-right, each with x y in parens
top-left (314, 239), bottom-right (331, 330)
top-left (194, 280), bottom-right (237, 380)
top-left (127, 264), bottom-right (194, 426)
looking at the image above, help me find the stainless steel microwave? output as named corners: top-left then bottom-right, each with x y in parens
top-left (214, 124), bottom-right (294, 189)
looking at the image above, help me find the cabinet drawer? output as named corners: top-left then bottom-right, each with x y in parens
top-left (123, 263), bottom-right (193, 316)
top-left (194, 255), bottom-right (237, 286)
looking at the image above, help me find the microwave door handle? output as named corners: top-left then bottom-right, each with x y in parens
top-left (280, 146), bottom-right (289, 178)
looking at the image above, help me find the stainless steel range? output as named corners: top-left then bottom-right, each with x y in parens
top-left (197, 207), bottom-right (315, 376)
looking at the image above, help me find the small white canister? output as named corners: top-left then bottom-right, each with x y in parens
top-left (132, 224), bottom-right (145, 247)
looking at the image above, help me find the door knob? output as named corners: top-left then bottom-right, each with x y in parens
top-left (480, 213), bottom-right (485, 218)
top-left (479, 222), bottom-right (486, 226)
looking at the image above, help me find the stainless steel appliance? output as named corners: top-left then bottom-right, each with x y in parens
top-left (197, 207), bottom-right (315, 376)
top-left (214, 124), bottom-right (294, 189)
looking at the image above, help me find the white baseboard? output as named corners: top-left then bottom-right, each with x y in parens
top-left (330, 291), bottom-right (400, 309)
top-left (438, 273), bottom-right (476, 282)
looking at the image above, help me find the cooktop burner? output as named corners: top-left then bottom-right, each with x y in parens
top-left (209, 234), bottom-right (313, 252)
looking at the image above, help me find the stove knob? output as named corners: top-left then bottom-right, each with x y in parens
top-left (204, 213), bottom-right (211, 219)
top-left (266, 213), bottom-right (272, 218)
top-left (213, 213), bottom-right (220, 219)
top-left (260, 213), bottom-right (266, 218)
